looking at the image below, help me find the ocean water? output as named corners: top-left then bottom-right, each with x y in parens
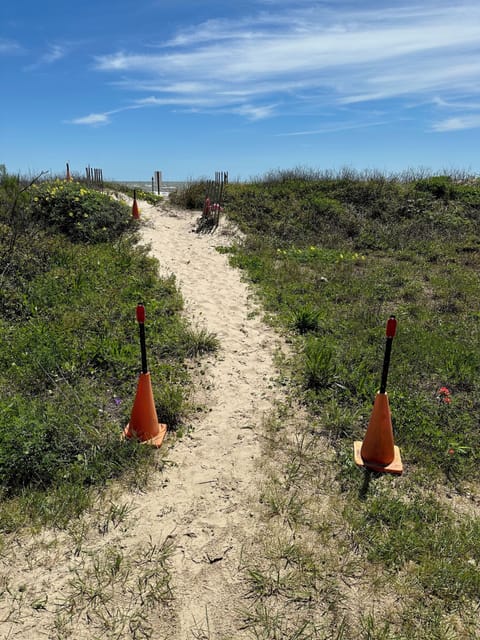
top-left (113, 180), bottom-right (186, 194)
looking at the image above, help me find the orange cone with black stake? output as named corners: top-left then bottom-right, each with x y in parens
top-left (132, 189), bottom-right (140, 219)
top-left (354, 316), bottom-right (403, 475)
top-left (124, 304), bottom-right (167, 447)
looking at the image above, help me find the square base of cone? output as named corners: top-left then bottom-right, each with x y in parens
top-left (354, 441), bottom-right (403, 475)
top-left (123, 423), bottom-right (167, 448)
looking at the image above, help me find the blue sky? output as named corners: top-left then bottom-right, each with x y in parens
top-left (2, 0), bottom-right (480, 181)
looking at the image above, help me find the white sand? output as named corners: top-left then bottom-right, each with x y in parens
top-left (136, 201), bottom-right (283, 637)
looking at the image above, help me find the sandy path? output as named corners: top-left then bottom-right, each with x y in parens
top-left (137, 201), bottom-right (281, 637)
top-left (0, 200), bottom-right (282, 639)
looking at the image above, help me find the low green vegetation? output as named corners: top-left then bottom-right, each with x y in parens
top-left (107, 182), bottom-right (164, 206)
top-left (54, 538), bottom-right (174, 638)
top-left (169, 179), bottom-right (209, 210)
top-left (224, 169), bottom-right (480, 480)
top-left (29, 179), bottom-right (134, 242)
top-left (0, 170), bottom-right (215, 533)
top-left (218, 168), bottom-right (480, 639)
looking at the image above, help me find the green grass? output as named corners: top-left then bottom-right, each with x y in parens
top-left (55, 538), bottom-right (173, 638)
top-left (224, 173), bottom-right (480, 480)
top-left (220, 169), bottom-right (480, 639)
top-left (348, 492), bottom-right (480, 604)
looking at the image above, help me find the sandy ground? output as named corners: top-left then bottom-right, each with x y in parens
top-left (137, 201), bottom-right (283, 637)
top-left (0, 200), bottom-right (284, 639)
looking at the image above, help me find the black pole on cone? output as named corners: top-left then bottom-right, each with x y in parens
top-left (380, 315), bottom-right (397, 394)
top-left (123, 302), bottom-right (167, 447)
top-left (136, 303), bottom-right (148, 374)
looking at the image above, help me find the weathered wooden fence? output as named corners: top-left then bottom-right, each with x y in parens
top-left (197, 171), bottom-right (228, 233)
top-left (85, 166), bottom-right (104, 188)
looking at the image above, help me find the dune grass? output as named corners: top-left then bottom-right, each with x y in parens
top-left (220, 169), bottom-right (480, 639)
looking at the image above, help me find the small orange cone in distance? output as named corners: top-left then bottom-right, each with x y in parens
top-left (132, 189), bottom-right (140, 219)
top-left (203, 196), bottom-right (211, 216)
top-left (354, 315), bottom-right (403, 475)
top-left (123, 372), bottom-right (167, 447)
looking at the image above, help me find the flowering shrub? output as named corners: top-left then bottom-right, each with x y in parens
top-left (30, 180), bottom-right (135, 243)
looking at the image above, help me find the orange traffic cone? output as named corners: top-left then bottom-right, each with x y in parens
top-left (132, 190), bottom-right (140, 219)
top-left (354, 392), bottom-right (403, 474)
top-left (123, 372), bottom-right (167, 447)
top-left (132, 199), bottom-right (139, 219)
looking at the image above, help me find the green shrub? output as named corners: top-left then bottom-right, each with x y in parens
top-left (414, 175), bottom-right (457, 200)
top-left (221, 168), bottom-right (480, 639)
top-left (170, 180), bottom-right (209, 209)
top-left (0, 235), bottom-right (198, 501)
top-left (29, 180), bottom-right (135, 243)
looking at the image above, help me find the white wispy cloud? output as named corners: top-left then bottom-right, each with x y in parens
top-left (233, 104), bottom-right (278, 120)
top-left (277, 119), bottom-right (391, 136)
top-left (70, 112), bottom-right (111, 126)
top-left (25, 44), bottom-right (68, 70)
top-left (38, 44), bottom-right (65, 64)
top-left (340, 59), bottom-right (480, 104)
top-left (432, 115), bottom-right (480, 132)
top-left (75, 1), bottom-right (480, 129)
top-left (0, 38), bottom-right (23, 55)
top-left (432, 96), bottom-right (480, 111)
top-left (68, 100), bottom-right (156, 126)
